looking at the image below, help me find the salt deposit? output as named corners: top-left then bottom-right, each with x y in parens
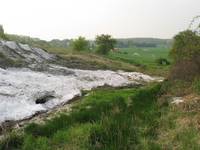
top-left (0, 66), bottom-right (158, 123)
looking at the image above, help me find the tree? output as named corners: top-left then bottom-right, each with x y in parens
top-left (170, 30), bottom-right (200, 62)
top-left (0, 25), bottom-right (7, 40)
top-left (95, 34), bottom-right (116, 55)
top-left (169, 30), bottom-right (200, 81)
top-left (170, 16), bottom-right (200, 63)
top-left (72, 36), bottom-right (89, 51)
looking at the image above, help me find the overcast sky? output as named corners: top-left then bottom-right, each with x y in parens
top-left (0, 0), bottom-right (199, 40)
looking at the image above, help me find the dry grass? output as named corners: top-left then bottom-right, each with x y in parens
top-left (156, 94), bottom-right (200, 149)
top-left (60, 53), bottom-right (138, 71)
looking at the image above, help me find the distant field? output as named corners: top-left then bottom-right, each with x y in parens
top-left (107, 47), bottom-right (171, 76)
top-left (108, 47), bottom-right (170, 66)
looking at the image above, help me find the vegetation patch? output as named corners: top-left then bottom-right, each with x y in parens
top-left (107, 47), bottom-right (171, 76)
top-left (58, 53), bottom-right (138, 71)
top-left (1, 84), bottom-right (199, 150)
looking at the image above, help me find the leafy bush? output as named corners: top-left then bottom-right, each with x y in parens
top-left (71, 36), bottom-right (89, 51)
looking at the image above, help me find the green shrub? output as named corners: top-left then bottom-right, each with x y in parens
top-left (155, 58), bottom-right (170, 65)
top-left (71, 36), bottom-right (89, 51)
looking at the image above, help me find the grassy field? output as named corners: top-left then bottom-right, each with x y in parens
top-left (108, 47), bottom-right (170, 65)
top-left (107, 47), bottom-right (171, 76)
top-left (1, 84), bottom-right (200, 150)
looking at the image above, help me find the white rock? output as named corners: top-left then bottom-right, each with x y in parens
top-left (171, 97), bottom-right (184, 104)
top-left (19, 43), bottom-right (32, 52)
top-left (4, 41), bottom-right (18, 50)
top-left (0, 66), bottom-right (158, 123)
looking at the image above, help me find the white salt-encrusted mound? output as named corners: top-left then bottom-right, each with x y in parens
top-left (0, 66), bottom-right (157, 123)
top-left (0, 40), bottom-right (55, 63)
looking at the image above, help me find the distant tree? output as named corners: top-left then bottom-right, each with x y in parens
top-left (0, 25), bottom-right (4, 34)
top-left (72, 36), bottom-right (89, 51)
top-left (134, 43), bottom-right (157, 48)
top-left (95, 34), bottom-right (116, 55)
top-left (0, 25), bottom-right (7, 40)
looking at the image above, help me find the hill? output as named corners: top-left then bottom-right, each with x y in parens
top-left (116, 37), bottom-right (172, 48)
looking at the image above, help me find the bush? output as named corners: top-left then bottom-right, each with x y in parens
top-left (155, 58), bottom-right (170, 65)
top-left (71, 36), bottom-right (89, 51)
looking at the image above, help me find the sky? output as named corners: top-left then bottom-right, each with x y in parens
top-left (0, 0), bottom-right (200, 40)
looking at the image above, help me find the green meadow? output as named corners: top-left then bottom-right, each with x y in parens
top-left (108, 47), bottom-right (171, 76)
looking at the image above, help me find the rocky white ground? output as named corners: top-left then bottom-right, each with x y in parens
top-left (0, 40), bottom-right (55, 64)
top-left (0, 65), bottom-right (158, 123)
top-left (0, 40), bottom-right (161, 124)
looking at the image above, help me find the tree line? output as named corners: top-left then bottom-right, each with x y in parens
top-left (71, 34), bottom-right (116, 55)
